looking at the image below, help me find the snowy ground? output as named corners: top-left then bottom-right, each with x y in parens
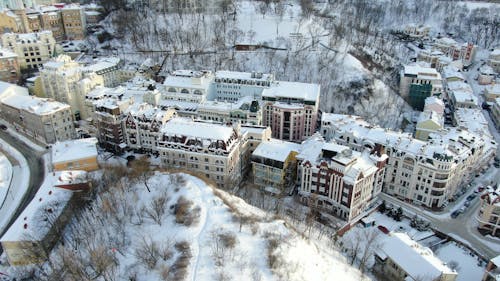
top-left (3, 172), bottom-right (371, 281)
top-left (342, 211), bottom-right (487, 281)
top-left (0, 153), bottom-right (13, 210)
top-left (0, 138), bottom-right (30, 235)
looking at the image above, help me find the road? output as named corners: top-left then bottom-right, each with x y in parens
top-left (379, 192), bottom-right (499, 260)
top-left (0, 129), bottom-right (46, 239)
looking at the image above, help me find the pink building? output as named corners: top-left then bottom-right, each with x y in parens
top-left (262, 81), bottom-right (320, 142)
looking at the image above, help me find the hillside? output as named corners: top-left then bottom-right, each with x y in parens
top-left (3, 169), bottom-right (370, 281)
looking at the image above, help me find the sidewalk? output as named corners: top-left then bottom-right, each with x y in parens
top-left (0, 138), bottom-right (31, 234)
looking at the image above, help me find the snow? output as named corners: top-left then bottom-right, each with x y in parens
top-left (51, 137), bottom-right (98, 164)
top-left (216, 70), bottom-right (273, 82)
top-left (0, 153), bottom-right (13, 210)
top-left (0, 138), bottom-right (31, 235)
top-left (160, 118), bottom-right (235, 141)
top-left (252, 139), bottom-right (300, 162)
top-left (434, 241), bottom-right (485, 281)
top-left (0, 48), bottom-right (17, 59)
top-left (262, 81), bottom-right (320, 102)
top-left (376, 232), bottom-right (456, 280)
top-left (0, 82), bottom-right (71, 115)
top-left (0, 172), bottom-right (76, 242)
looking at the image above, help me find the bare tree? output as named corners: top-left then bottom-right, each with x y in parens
top-left (129, 156), bottom-right (154, 192)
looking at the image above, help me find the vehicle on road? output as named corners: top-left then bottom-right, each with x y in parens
top-left (0, 124), bottom-right (6, 130)
top-left (464, 201), bottom-right (471, 207)
top-left (451, 210), bottom-right (460, 218)
top-left (467, 194), bottom-right (477, 201)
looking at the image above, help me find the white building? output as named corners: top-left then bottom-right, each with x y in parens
top-left (82, 57), bottom-right (124, 88)
top-left (197, 95), bottom-right (261, 125)
top-left (374, 232), bottom-right (457, 281)
top-left (163, 70), bottom-right (214, 103)
top-left (213, 71), bottom-right (274, 102)
top-left (157, 118), bottom-right (245, 188)
top-left (0, 81), bottom-right (75, 144)
top-left (320, 114), bottom-right (489, 209)
top-left (448, 81), bottom-right (478, 109)
top-left (296, 135), bottom-right (387, 221)
top-left (1, 30), bottom-right (57, 69)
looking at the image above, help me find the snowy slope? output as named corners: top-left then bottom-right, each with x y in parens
top-left (3, 172), bottom-right (370, 281)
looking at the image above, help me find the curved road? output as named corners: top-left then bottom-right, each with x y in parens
top-left (0, 129), bottom-right (46, 239)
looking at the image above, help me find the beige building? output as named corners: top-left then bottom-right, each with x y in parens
top-left (477, 185), bottom-right (500, 237)
top-left (0, 47), bottom-right (20, 83)
top-left (0, 81), bottom-right (75, 144)
top-left (40, 55), bottom-right (104, 120)
top-left (0, 9), bottom-right (22, 33)
top-left (415, 110), bottom-right (444, 141)
top-left (39, 6), bottom-right (64, 41)
top-left (61, 4), bottom-right (86, 40)
top-left (157, 118), bottom-right (245, 188)
top-left (1, 30), bottom-right (57, 69)
top-left (374, 232), bottom-right (457, 281)
top-left (484, 84), bottom-right (500, 103)
top-left (321, 114), bottom-right (488, 209)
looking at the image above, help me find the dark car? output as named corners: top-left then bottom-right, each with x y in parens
top-left (0, 124), bottom-right (7, 130)
top-left (466, 194), bottom-right (477, 201)
top-left (451, 210), bottom-right (460, 218)
top-left (377, 225), bottom-right (390, 234)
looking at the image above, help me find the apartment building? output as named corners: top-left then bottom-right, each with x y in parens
top-left (197, 95), bottom-right (261, 125)
top-left (1, 30), bottom-right (56, 69)
top-left (448, 81), bottom-right (478, 109)
top-left (60, 4), bottom-right (85, 40)
top-left (374, 232), bottom-right (457, 281)
top-left (123, 103), bottom-right (176, 153)
top-left (400, 65), bottom-right (443, 110)
top-left (320, 114), bottom-right (488, 209)
top-left (93, 92), bottom-right (134, 153)
top-left (163, 70), bottom-right (214, 103)
top-left (0, 81), bottom-right (75, 144)
top-left (82, 57), bottom-right (124, 87)
top-left (251, 139), bottom-right (300, 193)
top-left (0, 47), bottom-right (20, 83)
top-left (296, 135), bottom-right (387, 222)
top-left (262, 81), bottom-right (320, 142)
top-left (213, 71), bottom-right (273, 102)
top-left (157, 118), bottom-right (244, 188)
top-left (477, 185), bottom-right (500, 237)
top-left (52, 138), bottom-right (99, 172)
top-left (434, 37), bottom-right (476, 67)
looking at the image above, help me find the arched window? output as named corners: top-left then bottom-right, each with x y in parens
top-left (194, 90), bottom-right (202, 95)
top-left (181, 89), bottom-right (189, 94)
top-left (168, 87), bottom-right (176, 92)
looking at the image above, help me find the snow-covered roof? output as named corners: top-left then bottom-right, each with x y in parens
top-left (253, 139), bottom-right (300, 162)
top-left (161, 118), bottom-right (235, 141)
top-left (0, 82), bottom-right (70, 115)
top-left (163, 74), bottom-right (212, 90)
top-left (442, 66), bottom-right (464, 81)
top-left (451, 90), bottom-right (478, 105)
top-left (454, 108), bottom-right (490, 137)
top-left (417, 110), bottom-right (443, 126)
top-left (51, 138), bottom-right (98, 163)
top-left (215, 71), bottom-right (273, 82)
top-left (198, 95), bottom-right (256, 112)
top-left (83, 57), bottom-right (121, 73)
top-left (479, 65), bottom-right (495, 75)
top-left (0, 47), bottom-right (17, 59)
top-left (403, 65), bottom-right (441, 80)
top-left (376, 232), bottom-right (455, 280)
top-left (262, 81), bottom-right (320, 102)
top-left (447, 81), bottom-right (472, 93)
top-left (485, 84), bottom-right (500, 94)
top-left (0, 171), bottom-right (83, 242)
top-left (3, 30), bottom-right (53, 43)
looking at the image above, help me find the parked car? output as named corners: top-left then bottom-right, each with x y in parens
top-left (464, 201), bottom-right (471, 207)
top-left (451, 210), bottom-right (460, 218)
top-left (0, 124), bottom-right (6, 130)
top-left (467, 194), bottom-right (477, 201)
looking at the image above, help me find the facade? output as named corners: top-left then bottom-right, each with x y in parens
top-left (41, 55), bottom-right (109, 120)
top-left (374, 232), bottom-right (457, 281)
top-left (213, 71), bottom-right (273, 102)
top-left (433, 37), bottom-right (475, 67)
top-left (478, 65), bottom-right (495, 85)
top-left (60, 4), bottom-right (86, 40)
top-left (1, 30), bottom-right (57, 69)
top-left (163, 70), bottom-right (214, 103)
top-left (39, 5), bottom-right (64, 41)
top-left (262, 81), bottom-right (320, 142)
top-left (477, 185), bottom-right (500, 237)
top-left (83, 57), bottom-right (124, 87)
top-left (0, 9), bottom-right (22, 33)
top-left (320, 114), bottom-right (488, 209)
top-left (0, 81), bottom-right (75, 144)
top-left (251, 139), bottom-right (300, 193)
top-left (123, 104), bottom-right (176, 152)
top-left (197, 96), bottom-right (261, 125)
top-left (0, 47), bottom-right (20, 83)
top-left (296, 135), bottom-right (387, 222)
top-left (51, 138), bottom-right (99, 172)
top-left (157, 118), bottom-right (244, 188)
top-left (0, 171), bottom-right (88, 266)
top-left (400, 65), bottom-right (443, 110)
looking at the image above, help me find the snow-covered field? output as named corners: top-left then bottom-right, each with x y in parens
top-left (3, 171), bottom-right (370, 280)
top-left (434, 241), bottom-right (485, 281)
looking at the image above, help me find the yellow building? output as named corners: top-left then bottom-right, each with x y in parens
top-left (251, 139), bottom-right (300, 194)
top-left (0, 10), bottom-right (21, 34)
top-left (52, 137), bottom-right (99, 172)
top-left (415, 110), bottom-right (443, 141)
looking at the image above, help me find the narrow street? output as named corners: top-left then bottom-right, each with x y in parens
top-left (0, 129), bottom-right (46, 239)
